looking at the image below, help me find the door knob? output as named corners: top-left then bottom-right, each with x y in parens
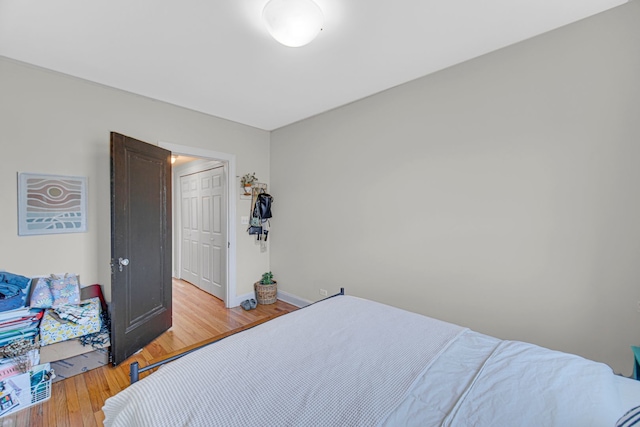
top-left (118, 257), bottom-right (130, 272)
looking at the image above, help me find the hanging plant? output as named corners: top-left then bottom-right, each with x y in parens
top-left (241, 173), bottom-right (258, 187)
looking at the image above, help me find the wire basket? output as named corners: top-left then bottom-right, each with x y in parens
top-left (254, 281), bottom-right (277, 305)
top-left (0, 363), bottom-right (54, 418)
top-left (30, 363), bottom-right (54, 405)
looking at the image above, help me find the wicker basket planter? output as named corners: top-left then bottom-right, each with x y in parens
top-left (254, 281), bottom-right (277, 305)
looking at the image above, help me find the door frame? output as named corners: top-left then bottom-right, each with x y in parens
top-left (160, 141), bottom-right (237, 309)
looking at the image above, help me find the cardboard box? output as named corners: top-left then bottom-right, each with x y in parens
top-left (39, 338), bottom-right (108, 364)
top-left (50, 349), bottom-right (109, 382)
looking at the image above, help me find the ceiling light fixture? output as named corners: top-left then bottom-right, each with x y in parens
top-left (262, 0), bottom-right (323, 48)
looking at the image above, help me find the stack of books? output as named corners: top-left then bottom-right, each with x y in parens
top-left (0, 307), bottom-right (43, 378)
top-left (0, 308), bottom-right (43, 347)
top-left (0, 274), bottom-right (52, 417)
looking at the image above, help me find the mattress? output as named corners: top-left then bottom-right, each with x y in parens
top-left (102, 295), bottom-right (640, 426)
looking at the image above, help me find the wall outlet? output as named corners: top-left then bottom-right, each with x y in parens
top-left (319, 289), bottom-right (328, 297)
top-left (241, 216), bottom-right (249, 225)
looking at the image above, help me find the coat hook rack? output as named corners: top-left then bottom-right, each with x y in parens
top-left (250, 183), bottom-right (268, 212)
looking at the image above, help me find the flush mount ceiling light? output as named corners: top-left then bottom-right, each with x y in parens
top-left (262, 0), bottom-right (323, 47)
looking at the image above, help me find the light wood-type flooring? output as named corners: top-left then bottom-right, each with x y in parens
top-left (0, 279), bottom-right (297, 426)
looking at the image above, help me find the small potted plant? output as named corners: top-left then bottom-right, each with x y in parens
top-left (241, 173), bottom-right (258, 196)
top-left (254, 271), bottom-right (277, 305)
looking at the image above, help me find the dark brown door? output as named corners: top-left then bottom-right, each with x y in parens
top-left (110, 132), bottom-right (172, 365)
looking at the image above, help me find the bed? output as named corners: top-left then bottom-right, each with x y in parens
top-left (102, 293), bottom-right (640, 426)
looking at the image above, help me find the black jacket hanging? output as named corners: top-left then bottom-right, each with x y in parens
top-left (248, 193), bottom-right (273, 240)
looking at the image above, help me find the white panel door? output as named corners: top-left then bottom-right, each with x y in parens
top-left (180, 175), bottom-right (200, 286)
top-left (199, 167), bottom-right (226, 300)
top-left (179, 165), bottom-right (226, 300)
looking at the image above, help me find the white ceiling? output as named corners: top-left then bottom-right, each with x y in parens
top-left (0, 0), bottom-right (627, 131)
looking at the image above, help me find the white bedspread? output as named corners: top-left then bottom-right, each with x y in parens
top-left (103, 296), bottom-right (465, 427)
top-left (382, 330), bottom-right (636, 427)
top-left (442, 340), bottom-right (627, 427)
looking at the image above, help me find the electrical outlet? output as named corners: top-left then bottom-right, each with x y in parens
top-left (319, 289), bottom-right (328, 297)
top-left (241, 216), bottom-right (249, 225)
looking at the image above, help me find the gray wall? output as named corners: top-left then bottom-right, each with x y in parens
top-left (0, 57), bottom-right (271, 302)
top-left (270, 1), bottom-right (640, 375)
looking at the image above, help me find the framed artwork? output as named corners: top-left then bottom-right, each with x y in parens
top-left (18, 173), bottom-right (88, 236)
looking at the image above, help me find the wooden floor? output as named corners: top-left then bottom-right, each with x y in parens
top-left (0, 279), bottom-right (297, 427)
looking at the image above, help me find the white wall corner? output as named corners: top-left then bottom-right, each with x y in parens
top-left (231, 291), bottom-right (254, 308)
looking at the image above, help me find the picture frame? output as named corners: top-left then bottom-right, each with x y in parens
top-left (18, 173), bottom-right (88, 236)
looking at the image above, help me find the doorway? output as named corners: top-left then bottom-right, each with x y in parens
top-left (161, 142), bottom-right (238, 308)
top-left (176, 161), bottom-right (227, 300)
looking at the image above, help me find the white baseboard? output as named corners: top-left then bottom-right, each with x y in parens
top-left (276, 290), bottom-right (312, 308)
top-left (229, 289), bottom-right (311, 309)
top-left (230, 291), bottom-right (254, 308)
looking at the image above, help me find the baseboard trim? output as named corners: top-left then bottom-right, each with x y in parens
top-left (276, 290), bottom-right (312, 308)
top-left (230, 292), bottom-right (254, 308)
top-left (230, 289), bottom-right (311, 308)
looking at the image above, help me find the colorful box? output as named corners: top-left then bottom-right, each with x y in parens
top-left (39, 298), bottom-right (101, 346)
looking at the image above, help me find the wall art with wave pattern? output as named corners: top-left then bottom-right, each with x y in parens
top-left (18, 173), bottom-right (88, 235)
